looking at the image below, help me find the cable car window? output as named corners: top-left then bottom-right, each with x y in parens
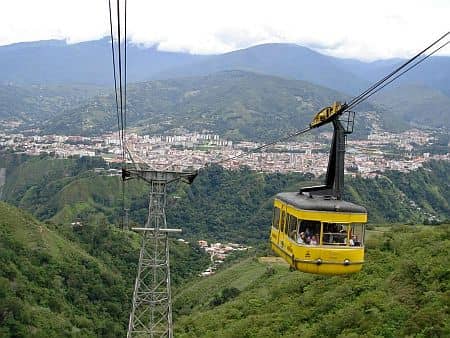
top-left (298, 220), bottom-right (321, 245)
top-left (272, 208), bottom-right (280, 229)
top-left (287, 214), bottom-right (298, 240)
top-left (284, 214), bottom-right (291, 235)
top-left (280, 211), bottom-right (286, 233)
top-left (322, 223), bottom-right (348, 246)
top-left (349, 224), bottom-right (364, 246)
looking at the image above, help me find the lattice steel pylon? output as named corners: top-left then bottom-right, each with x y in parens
top-left (124, 169), bottom-right (197, 338)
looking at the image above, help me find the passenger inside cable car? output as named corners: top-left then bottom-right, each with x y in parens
top-left (275, 212), bottom-right (365, 248)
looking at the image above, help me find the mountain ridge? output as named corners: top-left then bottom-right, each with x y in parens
top-left (1, 39), bottom-right (449, 96)
top-left (153, 43), bottom-right (368, 94)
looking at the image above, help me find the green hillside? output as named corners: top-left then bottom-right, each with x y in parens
top-left (0, 201), bottom-right (129, 336)
top-left (0, 156), bottom-right (449, 336)
top-left (40, 71), bottom-right (379, 141)
top-left (173, 225), bottom-right (450, 337)
top-left (9, 70), bottom-right (445, 140)
top-left (0, 202), bottom-right (209, 337)
top-left (374, 84), bottom-right (450, 129)
top-left (0, 83), bottom-right (105, 120)
top-left (1, 197), bottom-right (449, 337)
top-left (1, 154), bottom-right (449, 244)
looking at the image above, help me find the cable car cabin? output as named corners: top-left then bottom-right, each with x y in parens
top-left (270, 192), bottom-right (367, 275)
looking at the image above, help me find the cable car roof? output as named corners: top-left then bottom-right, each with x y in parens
top-left (275, 192), bottom-right (367, 214)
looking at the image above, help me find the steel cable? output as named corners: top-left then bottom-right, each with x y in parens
top-left (348, 40), bottom-right (449, 108)
top-left (346, 32), bottom-right (449, 111)
top-left (108, 0), bottom-right (122, 152)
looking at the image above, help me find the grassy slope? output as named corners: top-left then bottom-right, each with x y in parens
top-left (173, 226), bottom-right (449, 338)
top-left (1, 156), bottom-right (74, 205)
top-left (0, 201), bottom-right (209, 337)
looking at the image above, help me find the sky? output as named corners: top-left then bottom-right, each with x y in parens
top-left (0, 0), bottom-right (449, 60)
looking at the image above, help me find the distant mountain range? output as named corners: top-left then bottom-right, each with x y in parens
top-left (0, 39), bottom-right (449, 136)
top-left (154, 43), bottom-right (367, 94)
top-left (1, 39), bottom-right (449, 96)
top-left (0, 39), bottom-right (203, 86)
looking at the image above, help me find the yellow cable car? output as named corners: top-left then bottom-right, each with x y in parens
top-left (269, 102), bottom-right (367, 275)
top-left (270, 192), bottom-right (367, 275)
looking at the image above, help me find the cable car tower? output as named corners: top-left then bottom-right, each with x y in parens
top-left (124, 168), bottom-right (197, 338)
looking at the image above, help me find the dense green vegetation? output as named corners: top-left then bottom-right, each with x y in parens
top-left (0, 153), bottom-right (449, 336)
top-left (347, 160), bottom-right (449, 223)
top-left (42, 71), bottom-right (361, 141)
top-left (0, 83), bottom-right (105, 120)
top-left (0, 202), bottom-right (209, 337)
top-left (1, 153), bottom-right (449, 244)
top-left (1, 198), bottom-right (448, 336)
top-left (2, 71), bottom-right (380, 140)
top-left (173, 225), bottom-right (450, 337)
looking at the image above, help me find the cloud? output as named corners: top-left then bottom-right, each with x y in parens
top-left (0, 0), bottom-right (448, 60)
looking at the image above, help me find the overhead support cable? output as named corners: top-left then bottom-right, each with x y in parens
top-left (346, 32), bottom-right (449, 111)
top-left (116, 0), bottom-right (125, 163)
top-left (108, 0), bottom-right (129, 229)
top-left (124, 0), bottom-right (128, 151)
top-left (108, 0), bottom-right (122, 152)
top-left (349, 40), bottom-right (450, 107)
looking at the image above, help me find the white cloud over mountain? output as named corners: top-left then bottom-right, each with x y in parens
top-left (0, 0), bottom-right (448, 60)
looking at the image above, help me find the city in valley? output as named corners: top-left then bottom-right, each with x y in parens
top-left (0, 124), bottom-right (448, 178)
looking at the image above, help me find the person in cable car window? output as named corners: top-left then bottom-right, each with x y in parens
top-left (349, 235), bottom-right (358, 246)
top-left (310, 235), bottom-right (318, 245)
top-left (350, 235), bottom-right (360, 246)
top-left (297, 232), bottom-right (306, 244)
top-left (304, 227), bottom-right (312, 244)
top-left (305, 227), bottom-right (311, 239)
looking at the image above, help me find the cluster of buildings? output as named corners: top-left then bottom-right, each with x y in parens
top-left (197, 240), bottom-right (250, 277)
top-left (0, 128), bottom-right (448, 177)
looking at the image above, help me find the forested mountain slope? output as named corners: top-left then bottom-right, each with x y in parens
top-left (373, 84), bottom-right (450, 128)
top-left (3, 71), bottom-right (447, 141)
top-left (2, 196), bottom-right (448, 336)
top-left (0, 201), bottom-right (208, 336)
top-left (173, 225), bottom-right (449, 337)
top-left (1, 154), bottom-right (449, 244)
top-left (0, 84), bottom-right (105, 120)
top-left (3, 71), bottom-right (449, 139)
top-left (1, 40), bottom-right (448, 134)
top-left (41, 71), bottom-right (361, 140)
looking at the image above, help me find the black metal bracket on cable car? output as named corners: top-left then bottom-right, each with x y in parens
top-left (300, 104), bottom-right (355, 200)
